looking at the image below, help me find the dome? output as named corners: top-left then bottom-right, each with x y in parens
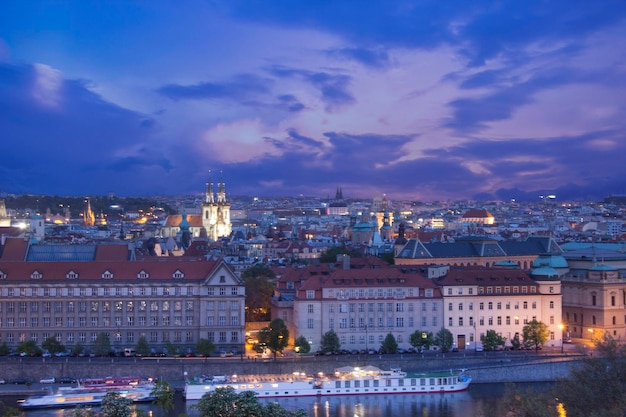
top-left (532, 254), bottom-right (568, 269)
top-left (531, 266), bottom-right (559, 278)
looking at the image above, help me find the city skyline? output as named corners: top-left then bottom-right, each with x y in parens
top-left (1, 1), bottom-right (625, 201)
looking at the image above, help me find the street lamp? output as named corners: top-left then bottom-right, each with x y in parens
top-left (558, 323), bottom-right (564, 353)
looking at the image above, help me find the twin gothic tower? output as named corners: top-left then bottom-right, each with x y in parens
top-left (202, 172), bottom-right (231, 241)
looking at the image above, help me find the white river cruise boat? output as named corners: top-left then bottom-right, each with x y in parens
top-left (19, 376), bottom-right (156, 409)
top-left (184, 366), bottom-right (471, 400)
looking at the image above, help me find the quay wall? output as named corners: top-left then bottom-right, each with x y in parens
top-left (0, 354), bottom-right (580, 385)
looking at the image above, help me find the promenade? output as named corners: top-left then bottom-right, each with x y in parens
top-left (0, 345), bottom-right (587, 398)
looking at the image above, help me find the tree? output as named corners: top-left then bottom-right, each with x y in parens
top-left (522, 320), bottom-right (549, 350)
top-left (135, 335), bottom-right (150, 357)
top-left (66, 407), bottom-right (97, 417)
top-left (294, 335), bottom-right (311, 355)
top-left (0, 342), bottom-right (9, 356)
top-left (196, 338), bottom-right (215, 357)
top-left (380, 333), bottom-right (398, 354)
top-left (0, 400), bottom-right (23, 417)
top-left (192, 386), bottom-right (306, 417)
top-left (556, 332), bottom-right (626, 417)
top-left (319, 246), bottom-right (350, 263)
top-left (164, 341), bottom-right (180, 357)
top-left (100, 392), bottom-right (132, 417)
top-left (409, 330), bottom-right (434, 351)
top-left (259, 318), bottom-right (289, 359)
top-left (242, 264), bottom-right (275, 322)
top-left (42, 336), bottom-right (65, 355)
top-left (434, 328), bottom-right (454, 353)
top-left (71, 342), bottom-right (85, 357)
top-left (510, 333), bottom-right (522, 350)
top-left (319, 329), bottom-right (341, 354)
top-left (151, 380), bottom-right (175, 416)
top-left (481, 330), bottom-right (506, 351)
top-left (93, 332), bottom-right (111, 357)
top-left (17, 340), bottom-right (41, 356)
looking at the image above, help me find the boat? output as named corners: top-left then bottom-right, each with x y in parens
top-left (184, 366), bottom-right (471, 400)
top-left (19, 376), bottom-right (156, 409)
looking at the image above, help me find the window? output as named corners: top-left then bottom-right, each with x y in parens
top-left (307, 304), bottom-right (314, 314)
top-left (458, 303), bottom-right (463, 311)
top-left (448, 303), bottom-right (453, 311)
top-left (306, 290), bottom-right (315, 299)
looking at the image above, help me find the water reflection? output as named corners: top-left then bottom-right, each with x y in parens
top-left (18, 383), bottom-right (548, 417)
top-left (260, 391), bottom-right (474, 417)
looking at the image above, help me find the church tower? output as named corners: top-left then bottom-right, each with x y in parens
top-left (201, 171), bottom-right (232, 241)
top-left (83, 198), bottom-right (95, 226)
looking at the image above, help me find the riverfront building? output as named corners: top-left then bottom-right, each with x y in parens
top-left (0, 237), bottom-right (245, 355)
top-left (272, 256), bottom-right (563, 352)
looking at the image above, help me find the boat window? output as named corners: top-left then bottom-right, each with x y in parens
top-left (411, 379), bottom-right (417, 386)
top-left (345, 381), bottom-right (350, 388)
top-left (364, 380), bottom-right (370, 388)
top-left (398, 379), bottom-right (404, 387)
top-left (373, 380), bottom-right (379, 387)
top-left (335, 381), bottom-right (341, 388)
top-left (354, 381), bottom-right (360, 388)
top-left (420, 378), bottom-right (426, 386)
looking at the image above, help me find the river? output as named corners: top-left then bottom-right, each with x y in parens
top-left (5, 383), bottom-right (552, 417)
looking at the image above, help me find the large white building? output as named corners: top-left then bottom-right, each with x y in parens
top-left (273, 257), bottom-right (563, 352)
top-left (434, 265), bottom-right (563, 349)
top-left (0, 237), bottom-right (245, 355)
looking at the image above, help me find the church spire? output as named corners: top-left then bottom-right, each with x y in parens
top-left (217, 171), bottom-right (227, 203)
top-left (205, 170), bottom-right (214, 204)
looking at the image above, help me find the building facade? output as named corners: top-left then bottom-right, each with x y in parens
top-left (435, 266), bottom-right (563, 350)
top-left (561, 245), bottom-right (626, 342)
top-left (0, 237), bottom-right (245, 355)
top-left (273, 257), bottom-right (563, 353)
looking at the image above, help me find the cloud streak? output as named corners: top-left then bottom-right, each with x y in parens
top-left (0, 0), bottom-right (625, 202)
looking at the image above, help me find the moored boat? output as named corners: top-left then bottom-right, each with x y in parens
top-left (184, 366), bottom-right (471, 400)
top-left (19, 377), bottom-right (156, 409)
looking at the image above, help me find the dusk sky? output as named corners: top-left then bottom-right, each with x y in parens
top-left (1, 1), bottom-right (625, 202)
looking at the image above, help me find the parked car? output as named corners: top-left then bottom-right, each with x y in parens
top-left (12, 378), bottom-right (32, 384)
top-left (39, 377), bottom-right (56, 384)
top-left (0, 378), bottom-right (5, 384)
top-left (58, 377), bottom-right (77, 384)
top-left (42, 351), bottom-right (52, 358)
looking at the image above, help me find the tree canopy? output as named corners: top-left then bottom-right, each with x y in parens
top-left (522, 320), bottom-right (549, 350)
top-left (41, 336), bottom-right (65, 354)
top-left (192, 387), bottom-right (306, 417)
top-left (242, 264), bottom-right (275, 322)
top-left (259, 318), bottom-right (289, 359)
top-left (294, 335), bottom-right (311, 354)
top-left (93, 333), bottom-right (111, 357)
top-left (481, 330), bottom-right (506, 351)
top-left (380, 333), bottom-right (398, 354)
top-left (319, 329), bottom-right (341, 354)
top-left (135, 335), bottom-right (151, 357)
top-left (409, 330), bottom-right (434, 350)
top-left (196, 338), bottom-right (215, 357)
top-left (434, 328), bottom-right (454, 353)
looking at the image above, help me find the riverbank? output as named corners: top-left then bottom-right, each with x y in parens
top-left (0, 349), bottom-right (585, 397)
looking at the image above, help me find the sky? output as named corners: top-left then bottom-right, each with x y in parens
top-left (1, 1), bottom-right (625, 202)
